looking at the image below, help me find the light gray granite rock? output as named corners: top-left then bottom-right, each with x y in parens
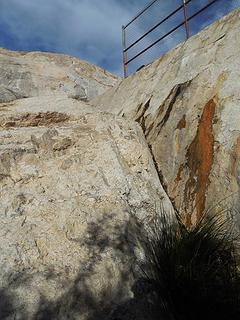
top-left (91, 8), bottom-right (240, 227)
top-left (0, 48), bottom-right (121, 103)
top-left (0, 96), bottom-right (173, 319)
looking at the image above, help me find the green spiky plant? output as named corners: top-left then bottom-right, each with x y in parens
top-left (137, 207), bottom-right (240, 320)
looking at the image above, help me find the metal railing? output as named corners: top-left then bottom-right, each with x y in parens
top-left (122, 0), bottom-right (220, 78)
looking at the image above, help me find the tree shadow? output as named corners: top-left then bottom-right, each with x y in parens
top-left (0, 213), bottom-right (156, 320)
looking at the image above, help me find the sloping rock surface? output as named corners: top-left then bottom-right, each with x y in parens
top-left (0, 95), bottom-right (173, 319)
top-left (1, 6), bottom-right (240, 320)
top-left (92, 8), bottom-right (240, 226)
top-left (0, 47), bottom-right (120, 103)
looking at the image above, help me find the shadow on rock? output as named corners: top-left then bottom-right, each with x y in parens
top-left (0, 215), bottom-right (149, 320)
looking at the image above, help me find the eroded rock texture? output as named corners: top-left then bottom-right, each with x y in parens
top-left (0, 96), bottom-right (173, 319)
top-left (92, 8), bottom-right (240, 226)
top-left (0, 47), bottom-right (120, 103)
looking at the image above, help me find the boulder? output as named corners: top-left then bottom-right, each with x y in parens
top-left (1, 6), bottom-right (239, 320)
top-left (0, 47), bottom-right (121, 103)
top-left (0, 96), bottom-right (173, 319)
top-left (91, 8), bottom-right (240, 226)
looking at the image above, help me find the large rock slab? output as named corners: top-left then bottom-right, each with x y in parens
top-left (0, 47), bottom-right (120, 103)
top-left (0, 96), bottom-right (173, 319)
top-left (91, 8), bottom-right (240, 226)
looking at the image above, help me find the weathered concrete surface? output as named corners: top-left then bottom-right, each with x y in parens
top-left (0, 47), bottom-right (120, 103)
top-left (0, 95), bottom-right (173, 319)
top-left (92, 8), bottom-right (240, 226)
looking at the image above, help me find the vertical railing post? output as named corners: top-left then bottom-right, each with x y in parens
top-left (182, 0), bottom-right (190, 39)
top-left (122, 25), bottom-right (127, 78)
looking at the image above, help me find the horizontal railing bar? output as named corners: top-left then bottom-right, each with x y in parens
top-left (125, 0), bottom-right (219, 67)
top-left (125, 0), bottom-right (192, 53)
top-left (124, 0), bottom-right (159, 29)
top-left (125, 19), bottom-right (186, 65)
top-left (187, 0), bottom-right (218, 23)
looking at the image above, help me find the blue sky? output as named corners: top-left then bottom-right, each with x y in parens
top-left (0, 0), bottom-right (239, 77)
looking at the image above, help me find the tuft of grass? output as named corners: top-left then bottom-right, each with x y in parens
top-left (137, 207), bottom-right (240, 320)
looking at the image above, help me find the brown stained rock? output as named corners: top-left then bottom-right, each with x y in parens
top-left (135, 98), bottom-right (151, 132)
top-left (1, 112), bottom-right (70, 128)
top-left (172, 164), bottom-right (185, 194)
top-left (231, 137), bottom-right (240, 176)
top-left (185, 98), bottom-right (216, 223)
top-left (155, 82), bottom-right (190, 134)
top-left (177, 115), bottom-right (186, 129)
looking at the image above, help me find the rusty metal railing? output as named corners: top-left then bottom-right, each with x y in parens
top-left (122, 0), bottom-right (219, 78)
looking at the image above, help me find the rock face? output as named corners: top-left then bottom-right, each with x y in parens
top-left (0, 47), bottom-right (120, 103)
top-left (1, 6), bottom-right (240, 320)
top-left (92, 8), bottom-right (240, 226)
top-left (0, 48), bottom-right (174, 319)
top-left (0, 95), bottom-right (173, 319)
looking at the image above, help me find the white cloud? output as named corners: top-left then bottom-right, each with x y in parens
top-left (0, 0), bottom-right (136, 75)
top-left (0, 0), bottom-right (238, 76)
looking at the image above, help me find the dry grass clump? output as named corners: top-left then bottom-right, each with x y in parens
top-left (137, 207), bottom-right (240, 320)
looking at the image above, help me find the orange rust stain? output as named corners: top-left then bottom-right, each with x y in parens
top-left (177, 114), bottom-right (186, 129)
top-left (231, 137), bottom-right (240, 175)
top-left (172, 164), bottom-right (184, 193)
top-left (185, 99), bottom-right (216, 223)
